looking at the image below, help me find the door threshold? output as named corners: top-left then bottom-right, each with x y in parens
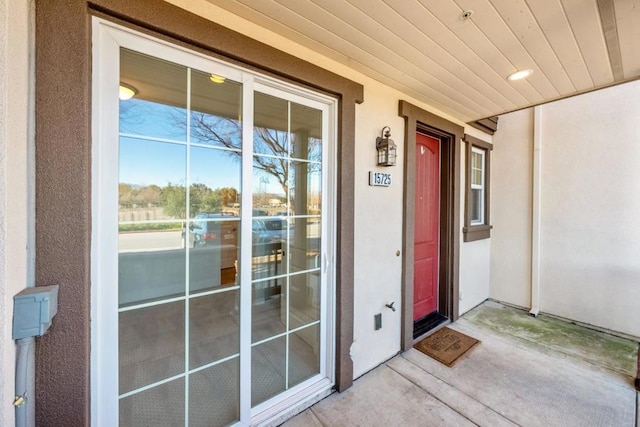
top-left (413, 311), bottom-right (448, 340)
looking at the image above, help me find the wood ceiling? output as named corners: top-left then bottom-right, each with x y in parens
top-left (203, 0), bottom-right (640, 123)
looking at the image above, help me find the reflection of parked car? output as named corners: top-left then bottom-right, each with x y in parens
top-left (262, 218), bottom-right (289, 242)
top-left (182, 213), bottom-right (274, 248)
top-left (252, 220), bottom-right (271, 244)
top-left (182, 212), bottom-right (238, 248)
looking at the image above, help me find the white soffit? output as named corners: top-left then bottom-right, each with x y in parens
top-left (202, 0), bottom-right (637, 123)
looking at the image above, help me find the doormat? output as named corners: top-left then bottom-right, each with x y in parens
top-left (414, 327), bottom-right (479, 367)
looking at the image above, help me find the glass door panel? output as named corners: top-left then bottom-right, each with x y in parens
top-left (250, 91), bottom-right (324, 410)
top-left (118, 48), bottom-right (242, 426)
top-left (98, 28), bottom-right (333, 425)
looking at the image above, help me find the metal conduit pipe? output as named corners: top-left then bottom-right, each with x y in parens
top-left (14, 336), bottom-right (34, 427)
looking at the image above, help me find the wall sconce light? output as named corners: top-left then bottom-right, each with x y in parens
top-left (376, 126), bottom-right (397, 167)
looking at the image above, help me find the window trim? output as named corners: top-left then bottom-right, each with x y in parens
top-left (463, 134), bottom-right (493, 242)
top-left (469, 146), bottom-right (485, 225)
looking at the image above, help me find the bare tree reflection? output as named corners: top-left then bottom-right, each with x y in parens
top-left (190, 112), bottom-right (321, 197)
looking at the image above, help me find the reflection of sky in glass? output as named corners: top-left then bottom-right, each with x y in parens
top-left (118, 53), bottom-right (324, 207)
top-left (120, 137), bottom-right (186, 187)
top-left (120, 137), bottom-right (242, 190)
top-left (120, 99), bottom-right (187, 141)
top-left (191, 146), bottom-right (241, 192)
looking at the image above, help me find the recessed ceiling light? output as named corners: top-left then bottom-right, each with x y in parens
top-left (209, 74), bottom-right (226, 84)
top-left (119, 83), bottom-right (137, 100)
top-left (507, 69), bottom-right (533, 81)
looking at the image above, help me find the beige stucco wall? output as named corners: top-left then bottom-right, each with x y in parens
top-left (538, 82), bottom-right (640, 337)
top-left (490, 109), bottom-right (534, 308)
top-left (459, 126), bottom-right (494, 315)
top-left (350, 81), bottom-right (406, 375)
top-left (165, 0), bottom-right (494, 377)
top-left (491, 81), bottom-right (640, 338)
top-left (0, 0), bottom-right (34, 425)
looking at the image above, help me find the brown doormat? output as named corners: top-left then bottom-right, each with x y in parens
top-left (414, 327), bottom-right (480, 367)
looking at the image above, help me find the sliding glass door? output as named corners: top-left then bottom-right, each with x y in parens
top-left (92, 19), bottom-right (335, 426)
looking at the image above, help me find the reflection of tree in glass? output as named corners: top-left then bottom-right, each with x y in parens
top-left (160, 183), bottom-right (238, 218)
top-left (190, 113), bottom-right (321, 195)
top-left (160, 184), bottom-right (186, 218)
top-left (119, 183), bottom-right (162, 207)
top-left (118, 101), bottom-right (143, 131)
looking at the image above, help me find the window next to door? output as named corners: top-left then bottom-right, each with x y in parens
top-left (463, 134), bottom-right (493, 242)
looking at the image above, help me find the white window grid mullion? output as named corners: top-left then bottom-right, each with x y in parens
top-left (118, 373), bottom-right (186, 400)
top-left (118, 219), bottom-right (184, 225)
top-left (118, 295), bottom-right (185, 313)
top-left (119, 132), bottom-right (186, 146)
top-left (184, 67), bottom-right (192, 427)
top-left (239, 73), bottom-right (254, 424)
top-left (189, 285), bottom-right (240, 299)
top-left (118, 352), bottom-right (242, 401)
top-left (250, 267), bottom-right (321, 288)
top-left (189, 141), bottom-right (242, 153)
top-left (188, 353), bottom-right (240, 375)
top-left (251, 320), bottom-right (321, 348)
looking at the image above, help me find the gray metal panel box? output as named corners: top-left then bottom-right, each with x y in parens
top-left (12, 285), bottom-right (59, 340)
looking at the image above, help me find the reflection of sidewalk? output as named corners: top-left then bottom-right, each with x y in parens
top-left (118, 230), bottom-right (182, 252)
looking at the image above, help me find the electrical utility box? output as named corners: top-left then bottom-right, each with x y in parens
top-left (12, 285), bottom-right (59, 340)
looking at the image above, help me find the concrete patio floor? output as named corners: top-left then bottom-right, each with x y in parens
top-left (283, 301), bottom-right (639, 427)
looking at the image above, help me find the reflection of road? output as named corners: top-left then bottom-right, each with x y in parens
top-left (119, 222), bottom-right (321, 253)
top-left (119, 231), bottom-right (182, 252)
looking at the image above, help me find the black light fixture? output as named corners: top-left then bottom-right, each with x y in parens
top-left (376, 126), bottom-right (397, 167)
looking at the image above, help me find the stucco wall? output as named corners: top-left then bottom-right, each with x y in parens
top-left (164, 0), bottom-right (493, 377)
top-left (490, 109), bottom-right (534, 308)
top-left (491, 82), bottom-right (640, 338)
top-left (350, 82), bottom-right (405, 376)
top-left (538, 82), bottom-right (640, 338)
top-left (0, 0), bottom-right (34, 425)
top-left (459, 127), bottom-right (494, 315)
top-left (459, 239), bottom-right (491, 314)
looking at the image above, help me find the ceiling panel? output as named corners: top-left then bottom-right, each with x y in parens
top-left (613, 0), bottom-right (640, 79)
top-left (490, 0), bottom-right (576, 94)
top-left (562, 0), bottom-right (613, 86)
top-left (200, 0), bottom-right (640, 123)
top-left (345, 0), bottom-right (516, 112)
top-left (523, 0), bottom-right (594, 91)
top-left (422, 0), bottom-right (543, 105)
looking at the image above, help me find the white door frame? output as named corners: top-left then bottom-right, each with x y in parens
top-left (91, 17), bottom-right (337, 426)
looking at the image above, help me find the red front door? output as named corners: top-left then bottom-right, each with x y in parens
top-left (413, 133), bottom-right (440, 320)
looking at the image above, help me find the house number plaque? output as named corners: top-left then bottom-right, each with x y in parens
top-left (369, 171), bottom-right (392, 187)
